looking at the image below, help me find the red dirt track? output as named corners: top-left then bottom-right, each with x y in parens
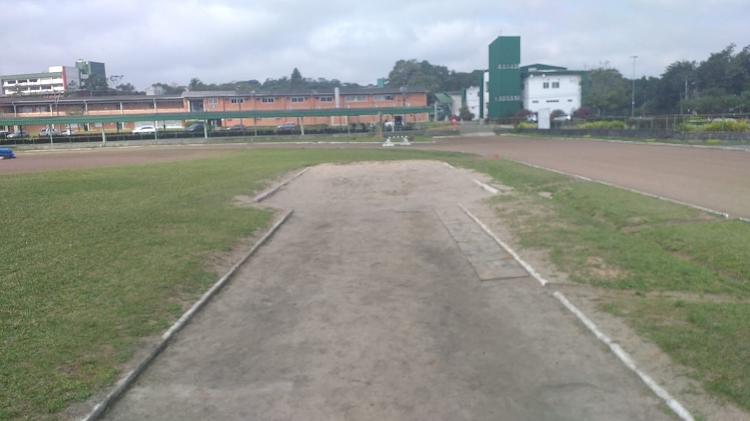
top-left (420, 135), bottom-right (750, 219)
top-left (2, 136), bottom-right (749, 218)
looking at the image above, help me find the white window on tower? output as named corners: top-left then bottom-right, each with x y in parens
top-left (552, 81), bottom-right (560, 89)
top-left (543, 82), bottom-right (550, 89)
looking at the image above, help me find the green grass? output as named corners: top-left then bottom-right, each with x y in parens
top-left (0, 148), bottom-right (457, 421)
top-left (450, 158), bottom-right (750, 409)
top-left (608, 299), bottom-right (750, 410)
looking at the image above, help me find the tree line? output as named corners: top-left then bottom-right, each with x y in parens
top-left (582, 44), bottom-right (750, 116)
top-left (70, 43), bottom-right (750, 117)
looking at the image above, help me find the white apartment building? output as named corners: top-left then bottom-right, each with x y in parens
top-left (1, 66), bottom-right (80, 96)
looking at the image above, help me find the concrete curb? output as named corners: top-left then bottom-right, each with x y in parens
top-left (458, 203), bottom-right (548, 286)
top-left (458, 203), bottom-right (694, 420)
top-left (472, 179), bottom-right (499, 195)
top-left (254, 167), bottom-right (310, 203)
top-left (511, 159), bottom-right (737, 220)
top-left (80, 209), bottom-right (294, 421)
top-left (553, 292), bottom-right (694, 421)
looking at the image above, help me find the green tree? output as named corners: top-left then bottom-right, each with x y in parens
top-left (654, 61), bottom-right (697, 113)
top-left (581, 68), bottom-right (630, 116)
top-left (386, 59), bottom-right (450, 92)
top-left (115, 83), bottom-right (137, 94)
top-left (290, 68), bottom-right (303, 89)
top-left (81, 73), bottom-right (109, 93)
top-left (458, 106), bottom-right (474, 121)
top-left (150, 83), bottom-right (186, 95)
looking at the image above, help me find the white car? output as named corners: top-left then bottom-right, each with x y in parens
top-left (132, 125), bottom-right (156, 134)
top-left (39, 128), bottom-right (60, 136)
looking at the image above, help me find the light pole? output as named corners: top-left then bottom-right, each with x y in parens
top-left (630, 56), bottom-right (638, 118)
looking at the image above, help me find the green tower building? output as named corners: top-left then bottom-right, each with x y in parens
top-left (488, 36), bottom-right (521, 119)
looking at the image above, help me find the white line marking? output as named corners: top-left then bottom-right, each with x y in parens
top-left (473, 179), bottom-right (499, 195)
top-left (458, 203), bottom-right (548, 286)
top-left (80, 210), bottom-right (294, 421)
top-left (254, 167), bottom-right (310, 202)
top-left (457, 202), bottom-right (694, 420)
top-left (553, 292), bottom-right (694, 421)
top-left (511, 159), bottom-right (731, 219)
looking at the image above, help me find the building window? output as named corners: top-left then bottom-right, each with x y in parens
top-left (546, 99), bottom-right (559, 103)
top-left (260, 97), bottom-right (275, 103)
top-left (543, 82), bottom-right (549, 89)
top-left (346, 95), bottom-right (368, 102)
top-left (532, 100), bottom-right (539, 104)
top-left (373, 95), bottom-right (395, 101)
top-left (317, 96), bottom-right (333, 102)
top-left (552, 82), bottom-right (560, 88)
top-left (291, 96), bottom-right (306, 103)
top-left (230, 97), bottom-right (245, 104)
top-left (567, 99), bottom-right (573, 102)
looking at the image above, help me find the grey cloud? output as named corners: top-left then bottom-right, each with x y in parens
top-left (1, 0), bottom-right (748, 89)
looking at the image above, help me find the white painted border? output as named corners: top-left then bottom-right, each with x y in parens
top-left (458, 203), bottom-right (694, 421)
top-left (473, 179), bottom-right (499, 195)
top-left (254, 167), bottom-right (310, 202)
top-left (80, 209), bottom-right (294, 421)
top-left (554, 292), bottom-right (694, 421)
top-left (511, 159), bottom-right (732, 219)
top-left (458, 203), bottom-right (548, 286)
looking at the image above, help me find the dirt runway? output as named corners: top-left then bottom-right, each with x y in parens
top-left (103, 161), bottom-right (669, 420)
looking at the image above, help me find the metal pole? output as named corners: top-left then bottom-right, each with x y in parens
top-left (203, 120), bottom-right (209, 139)
top-left (631, 55), bottom-right (638, 118)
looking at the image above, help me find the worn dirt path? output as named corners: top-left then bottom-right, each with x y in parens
top-left (418, 135), bottom-right (750, 219)
top-left (104, 161), bottom-right (670, 420)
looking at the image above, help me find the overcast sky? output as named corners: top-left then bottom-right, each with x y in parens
top-left (2, 0), bottom-right (748, 89)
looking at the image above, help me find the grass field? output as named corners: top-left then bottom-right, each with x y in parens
top-left (455, 158), bottom-right (750, 411)
top-left (0, 148), bottom-right (459, 421)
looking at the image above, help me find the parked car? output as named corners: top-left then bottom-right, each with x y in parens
top-left (0, 148), bottom-right (16, 159)
top-left (185, 123), bottom-right (205, 133)
top-left (39, 128), bottom-right (60, 136)
top-left (6, 130), bottom-right (28, 139)
top-left (0, 130), bottom-right (9, 139)
top-left (132, 125), bottom-right (156, 134)
top-left (226, 124), bottom-right (248, 132)
top-left (276, 123), bottom-right (297, 133)
top-left (61, 128), bottom-right (76, 136)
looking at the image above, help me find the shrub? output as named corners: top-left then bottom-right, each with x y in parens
top-left (515, 122), bottom-right (537, 130)
top-left (703, 120), bottom-right (750, 132)
top-left (678, 119), bottom-right (749, 133)
top-left (578, 120), bottom-right (627, 130)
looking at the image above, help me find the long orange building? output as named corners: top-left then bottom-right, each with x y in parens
top-left (0, 87), bottom-right (429, 134)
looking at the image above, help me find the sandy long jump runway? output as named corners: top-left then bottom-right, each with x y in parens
top-left (103, 161), bottom-right (669, 420)
top-left (419, 135), bottom-right (750, 219)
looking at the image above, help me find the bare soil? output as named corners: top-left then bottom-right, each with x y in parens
top-left (418, 134), bottom-right (750, 219)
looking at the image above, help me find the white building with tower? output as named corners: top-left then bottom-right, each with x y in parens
top-left (467, 64), bottom-right (583, 120)
top-left (521, 64), bottom-right (583, 116)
